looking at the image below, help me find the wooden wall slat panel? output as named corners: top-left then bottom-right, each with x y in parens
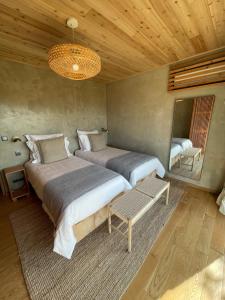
top-left (168, 49), bottom-right (225, 91)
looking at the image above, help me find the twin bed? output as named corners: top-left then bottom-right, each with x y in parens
top-left (24, 131), bottom-right (165, 259)
top-left (76, 146), bottom-right (165, 187)
top-left (26, 156), bottom-right (130, 258)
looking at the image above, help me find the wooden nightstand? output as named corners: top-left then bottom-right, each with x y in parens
top-left (4, 165), bottom-right (30, 201)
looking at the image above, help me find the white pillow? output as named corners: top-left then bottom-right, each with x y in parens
top-left (25, 134), bottom-right (72, 163)
top-left (77, 129), bottom-right (98, 151)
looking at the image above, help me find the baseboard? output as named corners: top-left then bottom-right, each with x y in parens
top-left (167, 172), bottom-right (218, 194)
top-left (181, 181), bottom-right (218, 194)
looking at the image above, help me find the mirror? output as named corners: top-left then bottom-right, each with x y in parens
top-left (169, 95), bottom-right (215, 180)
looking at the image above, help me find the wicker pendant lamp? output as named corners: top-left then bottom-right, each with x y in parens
top-left (48, 18), bottom-right (101, 80)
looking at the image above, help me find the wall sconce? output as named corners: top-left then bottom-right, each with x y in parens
top-left (101, 128), bottom-right (109, 133)
top-left (12, 136), bottom-right (22, 142)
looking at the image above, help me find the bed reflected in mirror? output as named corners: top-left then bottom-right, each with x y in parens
top-left (169, 95), bottom-right (215, 180)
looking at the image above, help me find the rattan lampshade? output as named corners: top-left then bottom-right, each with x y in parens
top-left (48, 43), bottom-right (101, 80)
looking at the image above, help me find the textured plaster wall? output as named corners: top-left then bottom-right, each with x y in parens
top-left (1, 59), bottom-right (224, 192)
top-left (107, 66), bottom-right (225, 191)
top-left (0, 60), bottom-right (107, 169)
top-left (173, 98), bottom-right (194, 138)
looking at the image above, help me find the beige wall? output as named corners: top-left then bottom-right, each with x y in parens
top-left (107, 66), bottom-right (225, 192)
top-left (0, 60), bottom-right (107, 169)
top-left (1, 59), bottom-right (224, 192)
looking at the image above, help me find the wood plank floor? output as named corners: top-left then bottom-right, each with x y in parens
top-left (0, 186), bottom-right (224, 300)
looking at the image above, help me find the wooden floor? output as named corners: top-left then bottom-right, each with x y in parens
top-left (0, 186), bottom-right (225, 300)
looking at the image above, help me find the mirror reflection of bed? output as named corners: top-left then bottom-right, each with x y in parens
top-left (169, 95), bottom-right (214, 181)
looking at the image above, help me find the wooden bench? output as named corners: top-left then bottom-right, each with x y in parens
top-left (108, 177), bottom-right (170, 252)
top-left (181, 147), bottom-right (201, 171)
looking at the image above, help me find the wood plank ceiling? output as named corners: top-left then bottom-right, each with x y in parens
top-left (0, 0), bottom-right (224, 82)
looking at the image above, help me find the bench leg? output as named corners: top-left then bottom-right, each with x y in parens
top-left (166, 185), bottom-right (170, 205)
top-left (128, 220), bottom-right (132, 253)
top-left (179, 155), bottom-right (182, 168)
top-left (192, 156), bottom-right (195, 171)
top-left (108, 207), bottom-right (112, 234)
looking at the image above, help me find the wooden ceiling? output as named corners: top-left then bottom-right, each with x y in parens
top-left (0, 0), bottom-right (224, 82)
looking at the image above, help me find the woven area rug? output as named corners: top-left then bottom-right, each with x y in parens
top-left (10, 181), bottom-right (185, 300)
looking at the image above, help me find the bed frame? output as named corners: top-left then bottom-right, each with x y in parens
top-left (73, 171), bottom-right (156, 242)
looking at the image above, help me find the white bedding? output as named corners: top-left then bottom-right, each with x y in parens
top-left (172, 138), bottom-right (193, 151)
top-left (75, 147), bottom-right (165, 186)
top-left (169, 143), bottom-right (183, 170)
top-left (25, 157), bottom-right (131, 259)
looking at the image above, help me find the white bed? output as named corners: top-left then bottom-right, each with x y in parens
top-left (172, 138), bottom-right (193, 151)
top-left (75, 146), bottom-right (165, 187)
top-left (169, 143), bottom-right (183, 170)
top-left (25, 156), bottom-right (131, 259)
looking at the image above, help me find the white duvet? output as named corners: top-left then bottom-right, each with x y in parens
top-left (25, 157), bottom-right (131, 259)
top-left (172, 137), bottom-right (193, 151)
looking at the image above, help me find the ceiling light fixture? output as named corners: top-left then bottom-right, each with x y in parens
top-left (48, 18), bottom-right (101, 80)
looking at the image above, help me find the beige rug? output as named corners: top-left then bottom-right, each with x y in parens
top-left (10, 181), bottom-right (185, 300)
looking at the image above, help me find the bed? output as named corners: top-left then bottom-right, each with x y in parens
top-left (169, 143), bottom-right (183, 170)
top-left (75, 146), bottom-right (165, 187)
top-left (172, 137), bottom-right (193, 151)
top-left (25, 156), bottom-right (131, 259)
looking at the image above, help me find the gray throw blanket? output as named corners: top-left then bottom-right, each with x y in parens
top-left (43, 165), bottom-right (118, 223)
top-left (106, 152), bottom-right (151, 182)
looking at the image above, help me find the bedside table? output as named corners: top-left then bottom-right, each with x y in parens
top-left (4, 165), bottom-right (30, 201)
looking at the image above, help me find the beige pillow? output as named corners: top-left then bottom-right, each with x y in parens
top-left (88, 133), bottom-right (107, 152)
top-left (36, 136), bottom-right (68, 164)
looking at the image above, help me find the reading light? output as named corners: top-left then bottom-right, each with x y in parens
top-left (12, 136), bottom-right (22, 142)
top-left (101, 128), bottom-right (109, 133)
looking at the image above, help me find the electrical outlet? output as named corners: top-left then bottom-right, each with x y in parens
top-left (15, 151), bottom-right (21, 156)
top-left (1, 136), bottom-right (8, 141)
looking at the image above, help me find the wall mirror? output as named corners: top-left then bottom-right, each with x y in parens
top-left (169, 95), bottom-right (215, 181)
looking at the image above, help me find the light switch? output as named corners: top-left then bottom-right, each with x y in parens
top-left (1, 136), bottom-right (8, 141)
top-left (15, 151), bottom-right (21, 156)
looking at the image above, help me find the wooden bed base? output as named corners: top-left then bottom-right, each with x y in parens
top-left (73, 171), bottom-right (156, 242)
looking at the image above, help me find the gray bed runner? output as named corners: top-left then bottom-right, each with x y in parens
top-left (43, 165), bottom-right (118, 223)
top-left (106, 152), bottom-right (152, 182)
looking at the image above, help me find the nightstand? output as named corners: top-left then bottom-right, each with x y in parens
top-left (4, 165), bottom-right (30, 201)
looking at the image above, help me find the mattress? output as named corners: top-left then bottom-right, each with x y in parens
top-left (75, 146), bottom-right (165, 186)
top-left (25, 157), bottom-right (131, 258)
top-left (172, 138), bottom-right (193, 151)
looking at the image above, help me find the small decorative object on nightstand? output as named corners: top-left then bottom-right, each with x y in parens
top-left (4, 165), bottom-right (30, 201)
